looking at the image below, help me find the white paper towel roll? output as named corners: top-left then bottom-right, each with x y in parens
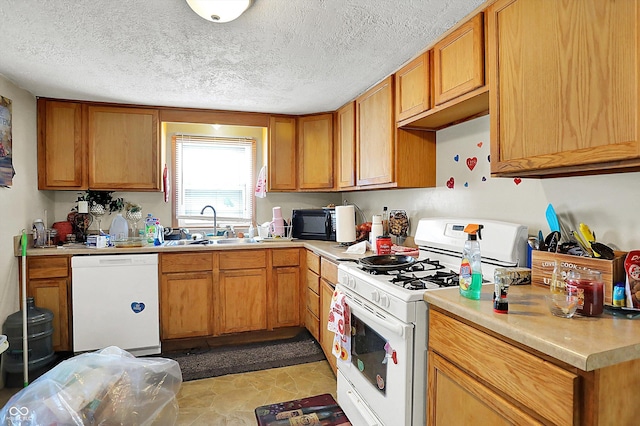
top-left (335, 205), bottom-right (356, 243)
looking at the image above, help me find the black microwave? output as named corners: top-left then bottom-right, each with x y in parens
top-left (291, 208), bottom-right (336, 241)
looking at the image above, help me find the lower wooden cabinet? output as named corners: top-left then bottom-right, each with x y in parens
top-left (160, 271), bottom-right (213, 339)
top-left (319, 279), bottom-right (337, 374)
top-left (160, 252), bottom-right (214, 340)
top-left (304, 250), bottom-right (321, 340)
top-left (23, 256), bottom-right (71, 352)
top-left (271, 249), bottom-right (301, 329)
top-left (219, 268), bottom-right (268, 334)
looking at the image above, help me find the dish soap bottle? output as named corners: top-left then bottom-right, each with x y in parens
top-left (459, 224), bottom-right (484, 300)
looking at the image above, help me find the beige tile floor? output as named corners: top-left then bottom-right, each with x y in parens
top-left (0, 360), bottom-right (337, 425)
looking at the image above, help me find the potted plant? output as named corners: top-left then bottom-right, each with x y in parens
top-left (76, 190), bottom-right (125, 214)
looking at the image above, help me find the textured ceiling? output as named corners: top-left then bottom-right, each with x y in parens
top-left (0, 0), bottom-right (484, 115)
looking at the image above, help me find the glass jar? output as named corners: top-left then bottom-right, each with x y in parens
top-left (565, 269), bottom-right (604, 316)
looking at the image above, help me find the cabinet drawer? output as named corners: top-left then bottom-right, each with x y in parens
top-left (272, 248), bottom-right (300, 267)
top-left (307, 289), bottom-right (320, 318)
top-left (306, 250), bottom-right (320, 274)
top-left (161, 252), bottom-right (213, 273)
top-left (306, 270), bottom-right (320, 294)
top-left (219, 250), bottom-right (266, 270)
top-left (306, 308), bottom-right (320, 341)
top-left (321, 258), bottom-right (338, 284)
top-left (28, 256), bottom-right (69, 279)
top-left (429, 310), bottom-right (578, 426)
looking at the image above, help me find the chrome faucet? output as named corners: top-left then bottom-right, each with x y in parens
top-left (200, 205), bottom-right (217, 237)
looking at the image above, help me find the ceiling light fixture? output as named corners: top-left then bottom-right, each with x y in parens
top-left (186, 0), bottom-right (254, 23)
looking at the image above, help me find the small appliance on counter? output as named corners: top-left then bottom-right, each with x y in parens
top-left (291, 208), bottom-right (336, 241)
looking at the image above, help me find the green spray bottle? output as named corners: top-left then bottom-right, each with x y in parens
top-left (459, 224), bottom-right (484, 300)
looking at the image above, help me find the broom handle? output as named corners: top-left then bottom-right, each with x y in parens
top-left (21, 230), bottom-right (28, 387)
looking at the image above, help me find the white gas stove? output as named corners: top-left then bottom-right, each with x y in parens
top-left (336, 217), bottom-right (528, 426)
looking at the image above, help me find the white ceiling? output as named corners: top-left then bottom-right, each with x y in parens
top-left (0, 0), bottom-right (484, 115)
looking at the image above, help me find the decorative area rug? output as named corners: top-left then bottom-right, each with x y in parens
top-left (163, 330), bottom-right (325, 382)
top-left (255, 393), bottom-right (351, 426)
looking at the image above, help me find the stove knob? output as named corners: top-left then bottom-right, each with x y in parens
top-left (371, 291), bottom-right (380, 302)
top-left (380, 294), bottom-right (390, 308)
top-left (348, 276), bottom-right (356, 289)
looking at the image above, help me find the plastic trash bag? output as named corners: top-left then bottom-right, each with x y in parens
top-left (0, 346), bottom-right (182, 425)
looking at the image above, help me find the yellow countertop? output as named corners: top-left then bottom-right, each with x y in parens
top-left (424, 284), bottom-right (640, 371)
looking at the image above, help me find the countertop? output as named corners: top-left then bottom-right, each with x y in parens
top-left (13, 236), bottom-right (370, 263)
top-left (424, 284), bottom-right (640, 372)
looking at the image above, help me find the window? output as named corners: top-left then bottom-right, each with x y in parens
top-left (173, 134), bottom-right (256, 230)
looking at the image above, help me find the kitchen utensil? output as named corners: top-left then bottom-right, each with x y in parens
top-left (544, 231), bottom-right (560, 253)
top-left (337, 254), bottom-right (417, 272)
top-left (545, 204), bottom-right (560, 233)
top-left (572, 230), bottom-right (593, 257)
top-left (538, 230), bottom-right (547, 251)
top-left (578, 223), bottom-right (615, 259)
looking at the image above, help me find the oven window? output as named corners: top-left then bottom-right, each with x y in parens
top-left (351, 313), bottom-right (387, 395)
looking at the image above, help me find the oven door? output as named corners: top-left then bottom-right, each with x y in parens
top-left (337, 291), bottom-right (414, 426)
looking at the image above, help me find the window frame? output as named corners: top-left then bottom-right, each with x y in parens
top-left (171, 133), bottom-right (256, 231)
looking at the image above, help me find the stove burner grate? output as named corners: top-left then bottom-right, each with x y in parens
top-left (390, 270), bottom-right (459, 290)
top-left (362, 258), bottom-right (445, 275)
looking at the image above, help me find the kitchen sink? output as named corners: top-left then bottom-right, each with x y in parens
top-left (163, 238), bottom-right (258, 246)
top-left (214, 238), bottom-right (258, 244)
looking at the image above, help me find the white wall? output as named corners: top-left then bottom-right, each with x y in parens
top-left (344, 115), bottom-right (640, 252)
top-left (0, 75), bottom-right (54, 327)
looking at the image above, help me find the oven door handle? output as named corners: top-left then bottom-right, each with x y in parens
top-left (346, 300), bottom-right (407, 338)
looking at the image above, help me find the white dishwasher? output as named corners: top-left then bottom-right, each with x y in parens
top-left (72, 254), bottom-right (160, 356)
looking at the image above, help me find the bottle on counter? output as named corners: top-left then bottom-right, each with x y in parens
top-left (382, 206), bottom-right (389, 237)
top-left (145, 213), bottom-right (156, 244)
top-left (370, 215), bottom-right (383, 253)
top-left (459, 224), bottom-right (484, 300)
top-left (110, 213), bottom-right (129, 242)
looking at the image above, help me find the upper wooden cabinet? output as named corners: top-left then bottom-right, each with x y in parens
top-left (395, 52), bottom-right (431, 122)
top-left (356, 76), bottom-right (437, 189)
top-left (268, 116), bottom-right (297, 191)
top-left (356, 77), bottom-right (395, 186)
top-left (37, 98), bottom-right (161, 191)
top-left (433, 13), bottom-right (485, 106)
top-left (488, 0), bottom-right (640, 177)
top-left (395, 12), bottom-right (489, 130)
top-left (297, 114), bottom-right (334, 190)
top-left (37, 100), bottom-right (86, 189)
top-left (87, 106), bottom-right (160, 190)
top-left (336, 102), bottom-right (356, 189)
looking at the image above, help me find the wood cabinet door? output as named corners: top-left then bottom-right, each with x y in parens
top-left (271, 266), bottom-right (300, 328)
top-left (219, 269), bottom-right (267, 334)
top-left (336, 102), bottom-right (356, 189)
top-left (488, 0), bottom-right (640, 177)
top-left (28, 278), bottom-right (70, 351)
top-left (320, 279), bottom-right (337, 374)
top-left (268, 116), bottom-right (297, 191)
top-left (298, 114), bottom-right (334, 190)
top-left (433, 13), bottom-right (485, 106)
top-left (356, 76), bottom-right (395, 186)
top-left (87, 106), bottom-right (160, 190)
top-left (428, 351), bottom-right (539, 425)
top-left (395, 52), bottom-right (431, 122)
top-left (160, 271), bottom-right (213, 339)
top-left (37, 99), bottom-right (86, 190)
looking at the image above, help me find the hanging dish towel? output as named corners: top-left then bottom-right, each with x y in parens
top-left (163, 164), bottom-right (170, 203)
top-left (255, 165), bottom-right (267, 198)
top-left (327, 289), bottom-right (351, 362)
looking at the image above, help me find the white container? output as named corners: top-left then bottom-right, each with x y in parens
top-left (370, 215), bottom-right (383, 253)
top-left (110, 214), bottom-right (129, 242)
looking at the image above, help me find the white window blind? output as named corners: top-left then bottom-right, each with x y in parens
top-left (173, 134), bottom-right (256, 229)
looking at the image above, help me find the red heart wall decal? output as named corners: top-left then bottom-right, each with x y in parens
top-left (446, 177), bottom-right (455, 189)
top-left (466, 157), bottom-right (478, 171)
top-left (514, 178), bottom-right (522, 185)
top-left (477, 142), bottom-right (483, 148)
